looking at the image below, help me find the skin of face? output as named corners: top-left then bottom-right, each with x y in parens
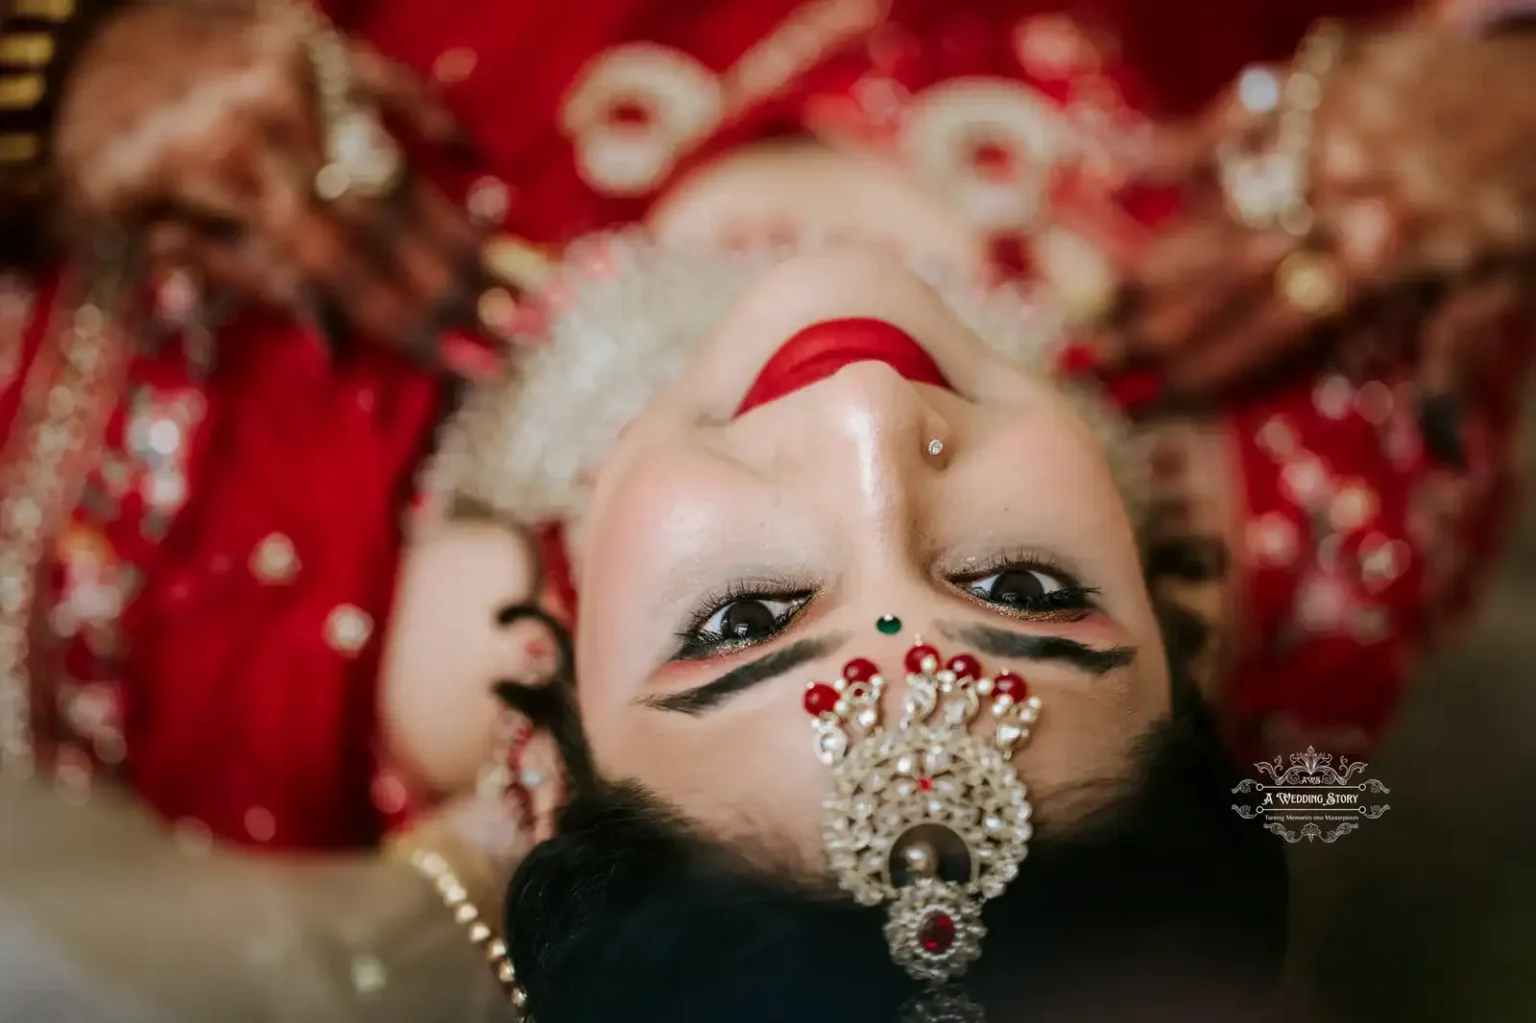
top-left (567, 245), bottom-right (1170, 869)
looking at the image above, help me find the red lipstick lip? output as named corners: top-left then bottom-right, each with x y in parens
top-left (734, 317), bottom-right (953, 418)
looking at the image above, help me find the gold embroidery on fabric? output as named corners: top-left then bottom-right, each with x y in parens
top-left (0, 243), bottom-right (136, 778)
top-left (561, 0), bottom-right (891, 197)
top-left (723, 0), bottom-right (891, 116)
top-left (898, 78), bottom-right (1067, 233)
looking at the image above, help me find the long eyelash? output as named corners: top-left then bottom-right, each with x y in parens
top-left (674, 577), bottom-right (813, 661)
top-left (953, 550), bottom-right (1101, 620)
top-left (993, 587), bottom-right (1098, 623)
top-left (678, 576), bottom-right (806, 636)
top-left (951, 547), bottom-right (1078, 582)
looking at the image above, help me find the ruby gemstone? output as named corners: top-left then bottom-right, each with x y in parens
top-left (843, 657), bottom-right (879, 684)
top-left (803, 683), bottom-right (839, 716)
top-left (918, 912), bottom-right (956, 954)
top-left (993, 672), bottom-right (1028, 701)
top-left (917, 777), bottom-right (933, 793)
top-left (946, 653), bottom-right (981, 681)
top-left (905, 644), bottom-right (940, 674)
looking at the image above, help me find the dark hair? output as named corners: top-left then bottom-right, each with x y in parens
top-left (496, 594), bottom-right (1286, 1023)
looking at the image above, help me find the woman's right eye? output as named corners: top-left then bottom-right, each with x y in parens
top-left (700, 597), bottom-right (804, 642)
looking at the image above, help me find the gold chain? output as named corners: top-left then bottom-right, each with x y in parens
top-left (1218, 19), bottom-right (1348, 238)
top-left (267, 0), bottom-right (403, 202)
top-left (1272, 19), bottom-right (1348, 238)
top-left (400, 842), bottom-right (530, 1019)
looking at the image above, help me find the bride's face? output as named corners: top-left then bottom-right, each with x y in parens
top-left (568, 246), bottom-right (1168, 864)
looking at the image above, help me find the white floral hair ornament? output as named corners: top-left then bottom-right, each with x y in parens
top-left (428, 230), bottom-right (1146, 534)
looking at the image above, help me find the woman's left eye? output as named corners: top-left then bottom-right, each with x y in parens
top-left (677, 593), bottom-right (810, 659)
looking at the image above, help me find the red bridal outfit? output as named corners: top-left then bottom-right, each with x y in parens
top-left (1, 0), bottom-right (1516, 852)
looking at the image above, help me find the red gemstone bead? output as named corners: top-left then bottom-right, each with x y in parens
top-left (917, 777), bottom-right (934, 793)
top-left (905, 644), bottom-right (940, 674)
top-left (993, 672), bottom-right (1029, 701)
top-left (803, 683), bottom-right (839, 716)
top-left (1057, 341), bottom-right (1107, 378)
top-left (918, 912), bottom-right (957, 954)
top-left (946, 653), bottom-right (981, 681)
top-left (843, 657), bottom-right (879, 684)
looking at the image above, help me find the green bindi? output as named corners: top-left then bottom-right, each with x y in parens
top-left (876, 615), bottom-right (902, 636)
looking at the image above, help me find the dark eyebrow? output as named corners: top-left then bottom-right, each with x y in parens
top-left (939, 622), bottom-right (1136, 676)
top-left (640, 634), bottom-right (847, 716)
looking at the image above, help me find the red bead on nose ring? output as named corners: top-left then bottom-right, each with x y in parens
top-left (802, 637), bottom-right (1044, 764)
top-left (905, 643), bottom-right (940, 674)
top-left (803, 656), bottom-right (889, 764)
top-left (946, 653), bottom-right (981, 682)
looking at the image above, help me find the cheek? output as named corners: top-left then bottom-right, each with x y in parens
top-left (583, 448), bottom-right (720, 578)
top-left (1015, 670), bottom-right (1158, 817)
top-left (577, 449), bottom-right (749, 662)
top-left (979, 415), bottom-right (1156, 614)
top-left (579, 681), bottom-right (831, 865)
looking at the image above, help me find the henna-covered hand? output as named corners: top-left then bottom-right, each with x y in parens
top-left (1101, 18), bottom-right (1536, 405)
top-left (53, 0), bottom-right (494, 368)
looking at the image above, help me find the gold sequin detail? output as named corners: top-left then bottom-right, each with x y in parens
top-left (483, 235), bottom-right (550, 291)
top-left (323, 604), bottom-right (373, 655)
top-left (249, 532), bottom-right (299, 584)
top-left (477, 287), bottom-right (518, 335)
top-left (0, 75), bottom-right (44, 110)
top-left (0, 133), bottom-right (40, 163)
top-left (12, 0), bottom-right (73, 20)
top-left (0, 34), bottom-right (54, 67)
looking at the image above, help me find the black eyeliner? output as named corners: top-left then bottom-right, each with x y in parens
top-left (942, 622), bottom-right (1136, 677)
top-left (643, 635), bottom-right (844, 716)
top-left (971, 585), bottom-right (1099, 618)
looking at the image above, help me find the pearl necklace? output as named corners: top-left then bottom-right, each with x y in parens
top-left (404, 844), bottom-right (530, 1018)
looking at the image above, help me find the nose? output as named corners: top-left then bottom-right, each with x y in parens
top-left (734, 359), bottom-right (950, 536)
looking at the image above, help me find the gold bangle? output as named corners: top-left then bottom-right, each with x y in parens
top-left (0, 0), bottom-right (123, 196)
top-left (10, 0), bottom-right (78, 20)
top-left (0, 31), bottom-right (57, 66)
